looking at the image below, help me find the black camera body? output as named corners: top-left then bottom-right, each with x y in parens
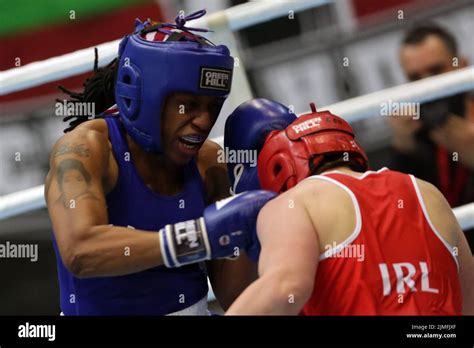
top-left (419, 92), bottom-right (466, 129)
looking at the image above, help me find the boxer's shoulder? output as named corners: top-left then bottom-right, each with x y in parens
top-left (196, 139), bottom-right (225, 178)
top-left (411, 176), bottom-right (457, 246)
top-left (288, 177), bottom-right (356, 229)
top-left (51, 119), bottom-right (109, 159)
top-left (197, 139), bottom-right (230, 202)
top-left (49, 119), bottom-right (114, 191)
top-left (197, 139), bottom-right (223, 166)
top-left (294, 177), bottom-right (351, 204)
top-left (411, 175), bottom-right (452, 216)
top-left (72, 119), bottom-right (109, 139)
top-left (51, 119), bottom-right (111, 171)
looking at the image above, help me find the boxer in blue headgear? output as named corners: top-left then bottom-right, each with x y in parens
top-left (224, 98), bottom-right (297, 194)
top-left (48, 10), bottom-right (275, 316)
top-left (115, 11), bottom-right (234, 152)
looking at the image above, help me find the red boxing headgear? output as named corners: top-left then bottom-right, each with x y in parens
top-left (257, 103), bottom-right (369, 193)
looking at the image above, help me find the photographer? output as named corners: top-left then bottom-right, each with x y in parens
top-left (389, 24), bottom-right (474, 219)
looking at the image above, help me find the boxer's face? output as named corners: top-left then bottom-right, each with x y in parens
top-left (400, 35), bottom-right (457, 81)
top-left (160, 92), bottom-right (223, 165)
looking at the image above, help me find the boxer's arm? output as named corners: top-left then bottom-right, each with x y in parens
top-left (226, 192), bottom-right (319, 315)
top-left (198, 140), bottom-right (258, 310)
top-left (456, 223), bottom-right (474, 314)
top-left (417, 178), bottom-right (474, 314)
top-left (206, 251), bottom-right (258, 310)
top-left (45, 128), bottom-right (165, 278)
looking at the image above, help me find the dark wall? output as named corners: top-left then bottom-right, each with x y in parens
top-left (0, 209), bottom-right (60, 315)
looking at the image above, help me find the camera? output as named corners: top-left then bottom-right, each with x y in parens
top-left (419, 92), bottom-right (466, 129)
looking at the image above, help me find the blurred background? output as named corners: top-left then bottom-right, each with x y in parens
top-left (0, 0), bottom-right (473, 314)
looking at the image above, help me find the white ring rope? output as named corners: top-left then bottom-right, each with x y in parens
top-left (322, 66), bottom-right (474, 123)
top-left (211, 66), bottom-right (474, 147)
top-left (1, 67), bottom-right (474, 228)
top-left (0, 0), bottom-right (329, 95)
top-left (454, 203), bottom-right (474, 231)
top-left (0, 186), bottom-right (45, 220)
top-left (1, 184), bottom-right (473, 229)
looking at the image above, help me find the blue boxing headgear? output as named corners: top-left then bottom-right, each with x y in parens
top-left (115, 10), bottom-right (234, 152)
top-left (224, 99), bottom-right (297, 194)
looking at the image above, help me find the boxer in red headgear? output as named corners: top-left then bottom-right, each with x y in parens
top-left (227, 102), bottom-right (473, 315)
top-left (257, 102), bottom-right (368, 192)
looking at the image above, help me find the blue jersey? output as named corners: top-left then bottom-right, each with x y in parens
top-left (52, 116), bottom-right (208, 315)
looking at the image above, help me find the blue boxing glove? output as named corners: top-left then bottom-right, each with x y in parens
top-left (159, 190), bottom-right (276, 267)
top-left (224, 99), bottom-right (296, 194)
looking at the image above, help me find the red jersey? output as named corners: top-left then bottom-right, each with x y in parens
top-left (301, 168), bottom-right (461, 315)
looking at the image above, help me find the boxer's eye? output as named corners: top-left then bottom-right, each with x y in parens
top-left (187, 101), bottom-right (199, 111)
top-left (178, 100), bottom-right (198, 113)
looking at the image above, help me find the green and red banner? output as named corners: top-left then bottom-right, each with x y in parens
top-left (0, 0), bottom-right (164, 105)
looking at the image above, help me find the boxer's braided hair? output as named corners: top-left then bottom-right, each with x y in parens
top-left (58, 48), bottom-right (118, 133)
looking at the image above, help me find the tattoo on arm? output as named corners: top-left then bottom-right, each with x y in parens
top-left (55, 158), bottom-right (98, 207)
top-left (54, 143), bottom-right (91, 158)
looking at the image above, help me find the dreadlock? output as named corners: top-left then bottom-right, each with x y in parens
top-left (58, 48), bottom-right (118, 132)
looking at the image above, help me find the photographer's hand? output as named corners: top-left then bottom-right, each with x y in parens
top-left (430, 115), bottom-right (474, 169)
top-left (389, 116), bottom-right (423, 154)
